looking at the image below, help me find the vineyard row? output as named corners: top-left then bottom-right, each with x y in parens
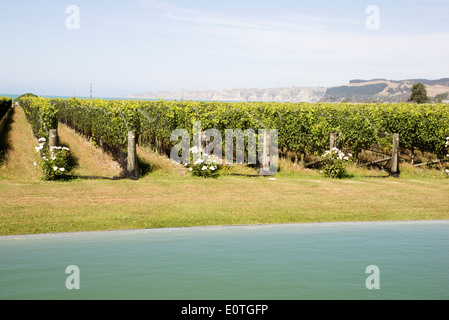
top-left (18, 97), bottom-right (449, 167)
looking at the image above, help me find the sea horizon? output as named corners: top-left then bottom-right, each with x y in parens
top-left (0, 93), bottom-right (147, 101)
top-left (0, 93), bottom-right (245, 103)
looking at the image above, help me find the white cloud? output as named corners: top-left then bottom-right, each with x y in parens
top-left (137, 0), bottom-right (448, 66)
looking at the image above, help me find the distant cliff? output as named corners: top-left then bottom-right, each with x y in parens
top-left (124, 86), bottom-right (327, 103)
top-left (124, 78), bottom-right (449, 103)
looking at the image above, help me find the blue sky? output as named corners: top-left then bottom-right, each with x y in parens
top-left (1, 0), bottom-right (448, 97)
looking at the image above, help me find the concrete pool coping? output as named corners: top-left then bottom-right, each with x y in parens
top-left (1, 219), bottom-right (448, 241)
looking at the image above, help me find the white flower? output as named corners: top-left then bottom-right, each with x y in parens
top-left (62, 147), bottom-right (69, 151)
top-left (348, 153), bottom-right (352, 157)
top-left (53, 166), bottom-right (58, 171)
top-left (343, 156), bottom-right (349, 161)
top-left (35, 146), bottom-right (43, 152)
top-left (209, 166), bottom-right (216, 171)
top-left (51, 156), bottom-right (56, 160)
top-left (445, 169), bottom-right (449, 173)
top-left (201, 165), bottom-right (207, 171)
top-left (331, 147), bottom-right (339, 152)
top-left (207, 155), bottom-right (221, 164)
top-left (189, 168), bottom-right (193, 171)
top-left (59, 168), bottom-right (65, 172)
top-left (33, 162), bottom-right (37, 166)
top-left (194, 158), bottom-right (204, 165)
top-left (189, 146), bottom-right (202, 154)
top-left (38, 137), bottom-right (46, 142)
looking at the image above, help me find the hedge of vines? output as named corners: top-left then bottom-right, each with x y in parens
top-left (18, 97), bottom-right (449, 162)
top-left (0, 97), bottom-right (12, 120)
top-left (136, 100), bottom-right (449, 160)
top-left (19, 97), bottom-right (58, 139)
top-left (52, 97), bottom-right (141, 166)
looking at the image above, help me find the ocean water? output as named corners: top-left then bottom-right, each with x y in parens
top-left (0, 93), bottom-right (239, 103)
top-left (0, 221), bottom-right (448, 300)
top-left (0, 93), bottom-right (135, 101)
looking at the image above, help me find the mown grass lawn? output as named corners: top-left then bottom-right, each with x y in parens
top-left (1, 173), bottom-right (448, 235)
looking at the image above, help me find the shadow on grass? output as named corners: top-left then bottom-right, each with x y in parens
top-left (137, 155), bottom-right (157, 178)
top-left (362, 174), bottom-right (391, 178)
top-left (0, 108), bottom-right (15, 166)
top-left (67, 159), bottom-right (153, 180)
top-left (65, 174), bottom-right (127, 181)
top-left (59, 142), bottom-right (80, 173)
top-left (228, 173), bottom-right (261, 177)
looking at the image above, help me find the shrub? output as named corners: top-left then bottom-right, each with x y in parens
top-left (35, 138), bottom-right (72, 180)
top-left (187, 146), bottom-right (221, 178)
top-left (0, 97), bottom-right (12, 120)
top-left (320, 147), bottom-right (352, 179)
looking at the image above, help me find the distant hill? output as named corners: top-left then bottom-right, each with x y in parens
top-left (124, 78), bottom-right (449, 103)
top-left (322, 78), bottom-right (449, 102)
top-left (350, 78), bottom-right (449, 86)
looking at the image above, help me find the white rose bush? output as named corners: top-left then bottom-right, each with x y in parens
top-left (320, 147), bottom-right (353, 179)
top-left (187, 146), bottom-right (221, 178)
top-left (35, 138), bottom-right (72, 180)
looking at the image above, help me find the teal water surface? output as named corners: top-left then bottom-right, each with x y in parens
top-left (1, 221), bottom-right (448, 300)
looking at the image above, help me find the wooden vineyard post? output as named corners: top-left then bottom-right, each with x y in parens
top-left (48, 129), bottom-right (58, 149)
top-left (260, 130), bottom-right (270, 174)
top-left (127, 130), bottom-right (138, 179)
top-left (391, 133), bottom-right (399, 177)
top-left (330, 132), bottom-right (337, 150)
top-left (197, 131), bottom-right (203, 150)
top-left (259, 129), bottom-right (278, 175)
